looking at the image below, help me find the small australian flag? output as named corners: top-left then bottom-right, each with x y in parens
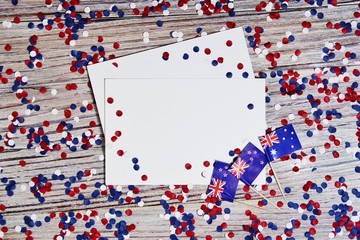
top-left (206, 161), bottom-right (238, 202)
top-left (228, 142), bottom-right (267, 186)
top-left (258, 124), bottom-right (302, 162)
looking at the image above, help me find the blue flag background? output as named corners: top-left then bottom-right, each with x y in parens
top-left (258, 124), bottom-right (302, 162)
top-left (228, 142), bottom-right (267, 186)
top-left (206, 161), bottom-right (238, 202)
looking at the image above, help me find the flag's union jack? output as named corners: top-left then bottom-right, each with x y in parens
top-left (207, 178), bottom-right (226, 199)
top-left (260, 131), bottom-right (280, 149)
top-left (229, 157), bottom-right (249, 179)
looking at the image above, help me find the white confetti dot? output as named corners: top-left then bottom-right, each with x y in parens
top-left (275, 104), bottom-right (281, 110)
top-left (15, 225), bottom-right (22, 232)
top-left (90, 169), bottom-right (97, 175)
top-left (143, 31), bottom-right (149, 38)
top-left (31, 213), bottom-right (37, 220)
top-left (84, 6), bottom-right (90, 13)
top-left (51, 108), bottom-right (58, 115)
top-left (129, 3), bottom-right (136, 9)
top-left (138, 200), bottom-right (144, 207)
top-left (0, 231), bottom-right (3, 238)
top-left (200, 32), bottom-right (207, 36)
top-left (57, 4), bottom-right (63, 11)
top-left (163, 10), bottom-right (169, 16)
top-left (288, 114), bottom-right (295, 120)
top-left (74, 117), bottom-right (80, 122)
top-left (8, 139), bottom-right (15, 146)
top-left (207, 203), bottom-right (214, 209)
top-left (346, 147), bottom-right (352, 154)
top-left (20, 185), bottom-right (26, 191)
top-left (197, 209), bottom-right (204, 216)
top-left (228, 3), bottom-right (234, 8)
top-left (255, 47), bottom-right (262, 54)
top-left (203, 214), bottom-right (210, 220)
top-left (290, 94), bottom-right (297, 100)
top-left (30, 51), bottom-right (37, 57)
top-left (286, 222), bottom-right (293, 228)
top-left (100, 184), bottom-right (107, 191)
top-left (200, 193), bottom-right (207, 199)
top-left (328, 232), bottom-right (336, 239)
top-left (302, 28), bottom-right (309, 34)
top-left (143, 37), bottom-right (150, 44)
top-left (304, 10), bottom-right (311, 17)
top-left (98, 155), bottom-right (104, 161)
top-left (51, 89), bottom-right (57, 96)
top-left (319, 147), bottom-right (325, 154)
top-left (56, 235), bottom-right (63, 240)
top-left (195, 3), bottom-right (201, 10)
top-left (69, 40), bottom-right (76, 46)
top-left (174, 211), bottom-right (181, 219)
top-left (291, 55), bottom-right (298, 61)
top-left (177, 37), bottom-right (183, 42)
top-left (262, 49), bottom-right (269, 55)
top-left (116, 185), bottom-right (122, 191)
top-left (83, 31), bottom-right (89, 37)
top-left (223, 213), bottom-right (230, 220)
top-left (342, 58), bottom-right (349, 65)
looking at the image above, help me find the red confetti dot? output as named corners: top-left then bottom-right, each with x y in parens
top-left (203, 160), bottom-right (210, 167)
top-left (4, 44), bottom-right (12, 51)
top-left (19, 160), bottom-right (26, 167)
top-left (39, 86), bottom-right (47, 93)
top-left (204, 48), bottom-right (211, 55)
top-left (107, 97), bottom-right (114, 104)
top-left (125, 209), bottom-right (133, 216)
top-left (185, 163), bottom-right (192, 170)
top-left (98, 36), bottom-right (104, 42)
top-left (61, 152), bottom-right (67, 159)
top-left (237, 63), bottom-right (244, 70)
top-left (113, 42), bottom-right (120, 49)
top-left (13, 17), bottom-right (21, 24)
top-left (141, 174), bottom-right (148, 181)
top-left (226, 40), bottom-right (233, 47)
top-left (117, 150), bottom-right (124, 156)
top-left (116, 110), bottom-right (123, 117)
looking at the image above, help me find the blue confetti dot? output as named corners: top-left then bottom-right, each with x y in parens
top-left (183, 53), bottom-right (189, 60)
top-left (156, 20), bottom-right (163, 27)
top-left (247, 103), bottom-right (254, 110)
top-left (226, 72), bottom-right (233, 78)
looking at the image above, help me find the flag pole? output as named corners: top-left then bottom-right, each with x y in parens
top-left (235, 200), bottom-right (272, 212)
top-left (249, 186), bottom-right (282, 211)
top-left (268, 161), bottom-right (288, 203)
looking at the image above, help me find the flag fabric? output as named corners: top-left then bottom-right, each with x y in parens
top-left (229, 142), bottom-right (267, 186)
top-left (206, 160), bottom-right (239, 202)
top-left (258, 124), bottom-right (302, 162)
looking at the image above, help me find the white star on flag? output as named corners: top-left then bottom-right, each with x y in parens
top-left (270, 149), bottom-right (277, 156)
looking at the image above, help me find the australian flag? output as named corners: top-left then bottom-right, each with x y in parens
top-left (258, 124), bottom-right (302, 162)
top-left (206, 161), bottom-right (238, 202)
top-left (228, 142), bottom-right (267, 186)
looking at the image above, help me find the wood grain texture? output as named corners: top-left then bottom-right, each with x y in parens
top-left (0, 0), bottom-right (360, 239)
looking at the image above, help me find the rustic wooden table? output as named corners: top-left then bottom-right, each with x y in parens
top-left (1, 0), bottom-right (360, 239)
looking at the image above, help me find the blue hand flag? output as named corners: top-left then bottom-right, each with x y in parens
top-left (258, 124), bottom-right (302, 162)
top-left (228, 142), bottom-right (267, 186)
top-left (206, 161), bottom-right (238, 202)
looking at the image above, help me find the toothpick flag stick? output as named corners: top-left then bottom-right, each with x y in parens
top-left (250, 186), bottom-right (282, 211)
top-left (235, 200), bottom-right (272, 213)
top-left (268, 161), bottom-right (288, 203)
